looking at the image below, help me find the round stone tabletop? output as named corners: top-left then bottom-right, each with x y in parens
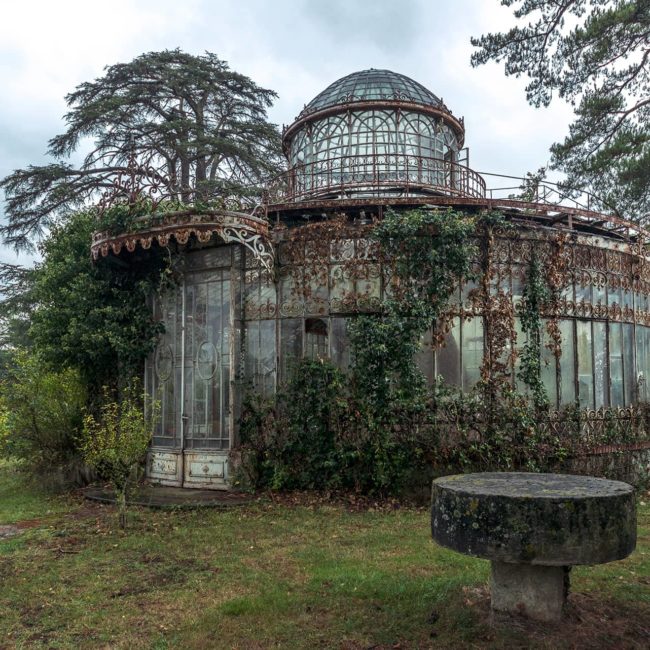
top-left (431, 472), bottom-right (636, 566)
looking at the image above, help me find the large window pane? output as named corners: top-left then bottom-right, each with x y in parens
top-left (637, 326), bottom-right (650, 402)
top-left (576, 321), bottom-right (594, 408)
top-left (623, 323), bottom-right (635, 405)
top-left (330, 318), bottom-right (351, 370)
top-left (436, 318), bottom-right (461, 387)
top-left (462, 317), bottom-right (484, 390)
top-left (559, 319), bottom-right (576, 405)
top-left (541, 319), bottom-right (558, 408)
top-left (593, 322), bottom-right (608, 408)
top-left (280, 319), bottom-right (303, 382)
top-left (610, 322), bottom-right (624, 406)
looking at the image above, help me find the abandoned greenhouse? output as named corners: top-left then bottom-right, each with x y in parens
top-left (91, 69), bottom-right (650, 489)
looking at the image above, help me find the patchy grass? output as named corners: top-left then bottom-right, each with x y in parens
top-left (0, 461), bottom-right (72, 525)
top-left (0, 464), bottom-right (648, 649)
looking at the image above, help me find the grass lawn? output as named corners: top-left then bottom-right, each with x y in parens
top-left (0, 462), bottom-right (648, 649)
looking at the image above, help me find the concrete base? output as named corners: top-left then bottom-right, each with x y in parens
top-left (490, 561), bottom-right (570, 622)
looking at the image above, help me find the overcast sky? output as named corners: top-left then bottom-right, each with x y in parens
top-left (0, 0), bottom-right (575, 266)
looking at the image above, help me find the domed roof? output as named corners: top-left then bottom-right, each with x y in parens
top-left (300, 69), bottom-right (442, 116)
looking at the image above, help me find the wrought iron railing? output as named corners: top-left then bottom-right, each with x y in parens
top-left (265, 153), bottom-right (487, 203)
top-left (480, 171), bottom-right (611, 216)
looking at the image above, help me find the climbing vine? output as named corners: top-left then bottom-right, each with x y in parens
top-left (518, 253), bottom-right (551, 410)
top-left (471, 212), bottom-right (517, 400)
top-left (545, 233), bottom-right (570, 359)
top-left (239, 208), bottom-right (645, 496)
top-left (348, 208), bottom-right (477, 419)
top-left (241, 208), bottom-right (479, 494)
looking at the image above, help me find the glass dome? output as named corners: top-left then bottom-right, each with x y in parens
top-left (300, 69), bottom-right (444, 116)
top-left (279, 70), bottom-right (483, 201)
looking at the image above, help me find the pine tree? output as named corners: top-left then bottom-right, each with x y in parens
top-left (472, 1), bottom-right (650, 221)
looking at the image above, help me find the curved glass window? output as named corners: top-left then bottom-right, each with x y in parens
top-left (289, 109), bottom-right (460, 196)
top-left (291, 110), bottom-right (457, 167)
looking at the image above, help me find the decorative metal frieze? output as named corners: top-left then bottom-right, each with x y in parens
top-left (536, 406), bottom-right (650, 448)
top-left (91, 211), bottom-right (275, 273)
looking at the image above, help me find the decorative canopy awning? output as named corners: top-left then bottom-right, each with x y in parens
top-left (91, 210), bottom-right (275, 272)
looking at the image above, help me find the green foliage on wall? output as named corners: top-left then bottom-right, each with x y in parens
top-left (240, 359), bottom-right (347, 490)
top-left (349, 208), bottom-right (477, 418)
top-left (517, 254), bottom-right (551, 411)
top-left (28, 209), bottom-right (175, 390)
top-left (240, 208), bottom-right (479, 495)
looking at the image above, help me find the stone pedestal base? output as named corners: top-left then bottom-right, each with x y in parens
top-left (490, 561), bottom-right (569, 622)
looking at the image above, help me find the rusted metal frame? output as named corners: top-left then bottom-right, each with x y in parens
top-left (179, 278), bottom-right (187, 479)
top-left (92, 211), bottom-right (275, 273)
top-left (268, 196), bottom-right (650, 244)
top-left (554, 325), bottom-right (562, 409)
top-left (228, 253), bottom-right (237, 449)
top-left (604, 249), bottom-right (615, 409)
top-left (571, 315), bottom-right (579, 409)
top-left (605, 314), bottom-right (612, 410)
top-left (589, 320), bottom-right (597, 411)
top-left (478, 170), bottom-right (604, 214)
top-left (282, 100), bottom-right (466, 151)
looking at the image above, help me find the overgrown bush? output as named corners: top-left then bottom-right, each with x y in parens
top-left (240, 359), bottom-right (347, 490)
top-left (432, 379), bottom-right (571, 474)
top-left (28, 209), bottom-right (173, 392)
top-left (237, 208), bottom-right (592, 497)
top-left (239, 209), bottom-right (479, 496)
top-left (0, 350), bottom-right (87, 489)
top-left (238, 364), bottom-right (581, 498)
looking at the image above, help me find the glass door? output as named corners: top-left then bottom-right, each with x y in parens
top-left (147, 248), bottom-right (236, 488)
top-left (183, 270), bottom-right (232, 452)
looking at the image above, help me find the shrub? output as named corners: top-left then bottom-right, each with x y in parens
top-left (80, 384), bottom-right (157, 529)
top-left (0, 350), bottom-right (87, 490)
top-left (240, 359), bottom-right (347, 490)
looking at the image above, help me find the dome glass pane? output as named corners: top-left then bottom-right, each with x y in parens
top-left (301, 69), bottom-right (442, 115)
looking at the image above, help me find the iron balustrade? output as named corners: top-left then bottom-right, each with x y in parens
top-left (265, 153), bottom-right (487, 203)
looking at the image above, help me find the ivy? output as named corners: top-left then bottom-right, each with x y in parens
top-left (239, 359), bottom-right (346, 491)
top-left (349, 208), bottom-right (477, 421)
top-left (238, 206), bottom-right (650, 495)
top-left (338, 208), bottom-right (476, 492)
top-left (518, 254), bottom-right (551, 411)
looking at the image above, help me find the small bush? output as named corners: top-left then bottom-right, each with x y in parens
top-left (239, 358), bottom-right (437, 496)
top-left (80, 383), bottom-right (157, 529)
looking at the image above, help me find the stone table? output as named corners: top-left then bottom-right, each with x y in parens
top-left (431, 472), bottom-right (637, 622)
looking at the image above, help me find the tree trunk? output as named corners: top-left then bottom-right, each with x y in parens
top-left (117, 487), bottom-right (127, 530)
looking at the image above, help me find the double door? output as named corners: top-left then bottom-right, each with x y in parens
top-left (147, 259), bottom-right (234, 488)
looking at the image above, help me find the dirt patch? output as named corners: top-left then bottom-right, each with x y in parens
top-left (461, 586), bottom-right (650, 649)
top-left (262, 490), bottom-right (426, 513)
top-left (0, 524), bottom-right (20, 539)
top-left (82, 485), bottom-right (254, 509)
top-left (15, 518), bottom-right (46, 530)
top-left (64, 502), bottom-right (106, 520)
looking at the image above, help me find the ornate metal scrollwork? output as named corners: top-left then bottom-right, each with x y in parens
top-left (91, 211), bottom-right (275, 273)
